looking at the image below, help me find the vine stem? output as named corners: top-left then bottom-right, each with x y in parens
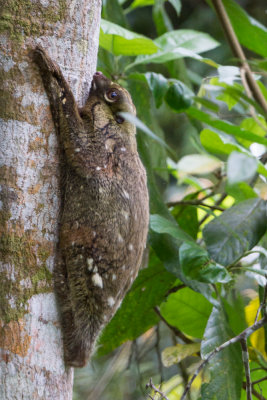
top-left (145, 378), bottom-right (170, 400)
top-left (180, 315), bottom-right (267, 400)
top-left (211, 0), bottom-right (267, 116)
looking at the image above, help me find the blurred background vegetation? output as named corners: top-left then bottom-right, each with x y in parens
top-left (73, 1), bottom-right (267, 399)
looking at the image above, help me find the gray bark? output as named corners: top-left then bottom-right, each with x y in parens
top-left (0, 0), bottom-right (101, 398)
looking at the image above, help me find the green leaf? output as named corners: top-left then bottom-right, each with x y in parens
top-left (162, 342), bottom-right (200, 367)
top-left (150, 214), bottom-right (195, 243)
top-left (144, 72), bottom-right (168, 108)
top-left (194, 97), bottom-right (220, 113)
top-left (119, 112), bottom-right (176, 157)
top-left (187, 107), bottom-right (267, 146)
top-left (98, 256), bottom-right (176, 355)
top-left (153, 0), bottom-right (181, 35)
top-left (201, 306), bottom-right (242, 400)
top-left (227, 151), bottom-right (258, 185)
top-left (99, 19), bottom-right (158, 56)
top-left (130, 30), bottom-right (219, 67)
top-left (127, 75), bottom-right (169, 181)
top-left (172, 204), bottom-right (198, 240)
top-left (165, 81), bottom-right (194, 112)
top-left (226, 182), bottom-right (257, 203)
top-left (130, 0), bottom-right (155, 9)
top-left (179, 242), bottom-right (231, 283)
top-left (218, 65), bottom-right (240, 84)
top-left (200, 129), bottom-right (267, 178)
top-left (222, 296), bottom-right (247, 336)
top-left (200, 128), bottom-right (247, 156)
top-left (203, 198), bottom-right (267, 266)
top-left (153, 0), bottom-right (173, 35)
top-left (168, 0), bottom-right (181, 15)
top-left (102, 0), bottom-right (127, 27)
top-left (222, 0), bottom-right (267, 58)
top-left (160, 287), bottom-right (213, 338)
top-left (239, 117), bottom-right (267, 148)
top-left (176, 154), bottom-right (222, 175)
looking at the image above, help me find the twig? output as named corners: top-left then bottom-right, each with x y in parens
top-left (155, 324), bottom-right (164, 383)
top-left (241, 339), bottom-right (252, 400)
top-left (181, 315), bottom-right (267, 400)
top-left (240, 67), bottom-right (267, 131)
top-left (134, 340), bottom-right (146, 397)
top-left (211, 0), bottom-right (267, 115)
top-left (252, 377), bottom-right (267, 386)
top-left (146, 378), bottom-right (170, 400)
top-left (154, 307), bottom-right (193, 344)
top-left (242, 382), bottom-right (266, 400)
top-left (165, 284), bottom-right (186, 297)
top-left (255, 283), bottom-right (267, 323)
top-left (167, 199), bottom-right (224, 211)
top-left (199, 193), bottom-right (227, 225)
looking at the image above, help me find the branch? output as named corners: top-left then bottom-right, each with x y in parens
top-left (181, 315), bottom-right (267, 400)
top-left (241, 339), bottom-right (252, 400)
top-left (154, 307), bottom-right (193, 344)
top-left (255, 283), bottom-right (267, 323)
top-left (252, 377), bottom-right (267, 386)
top-left (199, 193), bottom-right (227, 226)
top-left (242, 383), bottom-right (266, 400)
top-left (146, 378), bottom-right (170, 400)
top-left (211, 0), bottom-right (267, 115)
top-left (167, 199), bottom-right (224, 212)
top-left (155, 324), bottom-right (164, 383)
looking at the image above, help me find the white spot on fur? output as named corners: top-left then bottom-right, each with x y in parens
top-left (122, 210), bottom-right (129, 220)
top-left (93, 231), bottom-right (96, 237)
top-left (121, 147), bottom-right (126, 152)
top-left (93, 266), bottom-right (98, 273)
top-left (87, 258), bottom-right (94, 270)
top-left (96, 166), bottom-right (101, 171)
top-left (107, 297), bottom-right (115, 307)
top-left (112, 274), bottom-right (117, 281)
top-left (122, 265), bottom-right (126, 271)
top-left (123, 189), bottom-right (130, 199)
top-left (79, 254), bottom-right (83, 259)
top-left (128, 244), bottom-right (133, 251)
top-left (62, 98), bottom-right (66, 104)
top-left (118, 233), bottom-right (124, 243)
top-left (72, 241), bottom-right (75, 246)
top-left (75, 148), bottom-right (80, 152)
top-left (92, 273), bottom-right (103, 288)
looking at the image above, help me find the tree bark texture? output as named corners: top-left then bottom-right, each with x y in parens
top-left (0, 1), bottom-right (101, 398)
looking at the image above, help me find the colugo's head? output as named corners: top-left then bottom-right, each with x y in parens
top-left (90, 71), bottom-right (136, 123)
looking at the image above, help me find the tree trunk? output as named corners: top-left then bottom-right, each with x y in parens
top-left (0, 1), bottom-right (101, 398)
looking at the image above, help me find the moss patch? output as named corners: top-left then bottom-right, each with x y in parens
top-left (0, 228), bottom-right (53, 323)
top-left (0, 0), bottom-right (68, 41)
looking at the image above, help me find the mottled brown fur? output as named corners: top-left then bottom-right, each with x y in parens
top-left (33, 47), bottom-right (149, 367)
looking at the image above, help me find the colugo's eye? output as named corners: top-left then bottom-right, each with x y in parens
top-left (105, 88), bottom-right (119, 102)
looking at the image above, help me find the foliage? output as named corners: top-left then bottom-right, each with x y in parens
top-left (74, 1), bottom-right (267, 399)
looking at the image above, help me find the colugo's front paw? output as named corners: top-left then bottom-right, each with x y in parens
top-left (33, 45), bottom-right (61, 77)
